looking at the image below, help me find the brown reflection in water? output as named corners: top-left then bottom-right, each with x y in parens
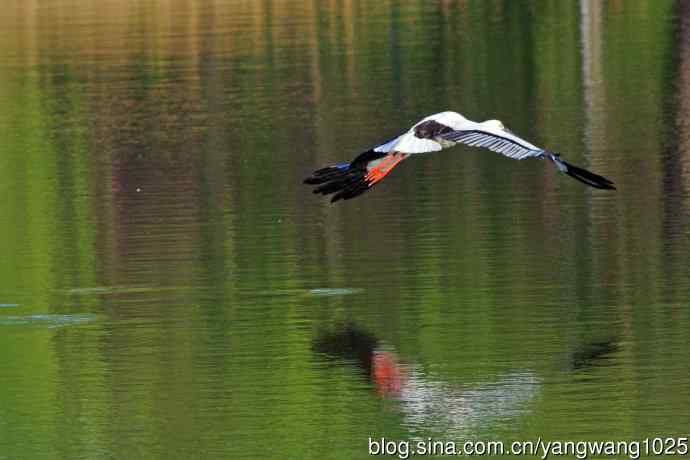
top-left (662, 0), bottom-right (690, 307)
top-left (678, 0), bottom-right (690, 195)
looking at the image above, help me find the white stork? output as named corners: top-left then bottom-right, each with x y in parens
top-left (304, 111), bottom-right (615, 202)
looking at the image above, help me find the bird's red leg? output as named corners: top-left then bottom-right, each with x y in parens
top-left (364, 153), bottom-right (407, 186)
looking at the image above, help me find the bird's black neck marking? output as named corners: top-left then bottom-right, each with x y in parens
top-left (414, 120), bottom-right (453, 139)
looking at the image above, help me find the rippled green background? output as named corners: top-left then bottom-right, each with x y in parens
top-left (1, 1), bottom-right (689, 459)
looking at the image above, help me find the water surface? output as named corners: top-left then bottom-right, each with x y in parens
top-left (1, 1), bottom-right (689, 459)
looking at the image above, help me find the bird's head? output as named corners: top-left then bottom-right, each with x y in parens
top-left (483, 119), bottom-right (506, 131)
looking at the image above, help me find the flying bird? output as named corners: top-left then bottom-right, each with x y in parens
top-left (304, 111), bottom-right (615, 202)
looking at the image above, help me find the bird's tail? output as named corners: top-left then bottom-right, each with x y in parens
top-left (548, 153), bottom-right (615, 190)
top-left (304, 152), bottom-right (407, 202)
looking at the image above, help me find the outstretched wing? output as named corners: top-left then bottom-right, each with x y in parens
top-left (441, 123), bottom-right (615, 189)
top-left (441, 125), bottom-right (543, 160)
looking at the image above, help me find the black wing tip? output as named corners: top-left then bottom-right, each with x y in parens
top-left (304, 164), bottom-right (371, 202)
top-left (305, 149), bottom-right (390, 203)
top-left (304, 165), bottom-right (349, 185)
top-left (563, 161), bottom-right (616, 190)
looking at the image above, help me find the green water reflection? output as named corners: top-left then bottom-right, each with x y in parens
top-left (1, 1), bottom-right (689, 459)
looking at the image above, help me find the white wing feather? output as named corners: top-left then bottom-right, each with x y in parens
top-left (443, 122), bottom-right (543, 160)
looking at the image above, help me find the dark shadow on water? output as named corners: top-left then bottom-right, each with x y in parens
top-left (312, 322), bottom-right (379, 378)
top-left (568, 337), bottom-right (620, 372)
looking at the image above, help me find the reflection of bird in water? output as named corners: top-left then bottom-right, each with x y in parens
top-left (312, 322), bottom-right (379, 377)
top-left (569, 338), bottom-right (619, 371)
top-left (310, 323), bottom-right (406, 396)
top-left (313, 323), bottom-right (540, 436)
top-left (305, 111), bottom-right (615, 202)
top-left (372, 350), bottom-right (406, 397)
